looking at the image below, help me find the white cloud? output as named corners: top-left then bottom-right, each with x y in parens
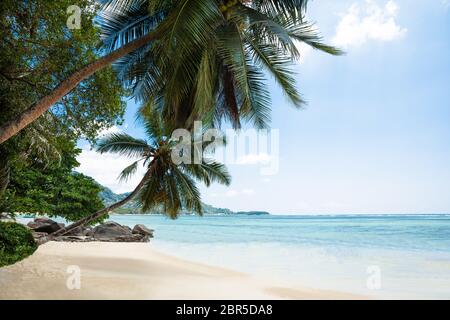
top-left (236, 153), bottom-right (272, 165)
top-left (225, 190), bottom-right (239, 197)
top-left (76, 147), bottom-right (146, 194)
top-left (223, 189), bottom-right (256, 197)
top-left (242, 188), bottom-right (256, 195)
top-left (333, 0), bottom-right (407, 48)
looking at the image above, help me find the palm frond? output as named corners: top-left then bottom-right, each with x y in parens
top-left (181, 159), bottom-right (231, 187)
top-left (253, 0), bottom-right (308, 20)
top-left (96, 132), bottom-right (150, 158)
top-left (247, 36), bottom-right (303, 107)
top-left (172, 166), bottom-right (203, 215)
top-left (98, 0), bottom-right (162, 52)
top-left (118, 159), bottom-right (142, 182)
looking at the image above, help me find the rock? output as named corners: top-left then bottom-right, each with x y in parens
top-left (29, 217), bottom-right (62, 234)
top-left (27, 221), bottom-right (40, 229)
top-left (91, 221), bottom-right (133, 240)
top-left (31, 231), bottom-right (48, 241)
top-left (53, 236), bottom-right (93, 242)
top-left (65, 226), bottom-right (84, 236)
top-left (113, 234), bottom-right (148, 242)
top-left (132, 224), bottom-right (154, 238)
top-left (44, 221), bottom-right (153, 243)
top-left (85, 227), bottom-right (94, 237)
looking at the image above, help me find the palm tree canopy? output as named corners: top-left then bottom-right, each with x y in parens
top-left (99, 0), bottom-right (343, 129)
top-left (96, 109), bottom-right (231, 218)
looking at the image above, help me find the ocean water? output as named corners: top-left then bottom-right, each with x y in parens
top-left (109, 214), bottom-right (450, 299)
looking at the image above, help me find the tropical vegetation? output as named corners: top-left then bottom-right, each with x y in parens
top-left (0, 0), bottom-right (127, 196)
top-left (1, 138), bottom-right (106, 223)
top-left (0, 0), bottom-right (341, 142)
top-left (0, 222), bottom-right (37, 267)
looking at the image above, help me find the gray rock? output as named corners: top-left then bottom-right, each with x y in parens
top-left (53, 235), bottom-right (93, 242)
top-left (85, 227), bottom-right (94, 237)
top-left (46, 222), bottom-right (152, 243)
top-left (32, 231), bottom-right (48, 241)
top-left (63, 226), bottom-right (94, 237)
top-left (27, 221), bottom-right (40, 229)
top-left (29, 217), bottom-right (62, 234)
top-left (92, 221), bottom-right (133, 240)
top-left (132, 224), bottom-right (154, 238)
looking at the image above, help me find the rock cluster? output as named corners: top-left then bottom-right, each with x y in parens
top-left (26, 218), bottom-right (153, 243)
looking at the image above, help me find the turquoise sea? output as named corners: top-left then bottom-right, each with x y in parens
top-left (20, 214), bottom-right (450, 299)
top-left (110, 214), bottom-right (450, 299)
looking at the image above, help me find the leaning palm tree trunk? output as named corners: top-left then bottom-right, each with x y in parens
top-left (38, 171), bottom-right (151, 245)
top-left (0, 32), bottom-right (157, 144)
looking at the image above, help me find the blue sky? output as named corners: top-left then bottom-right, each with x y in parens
top-left (78, 0), bottom-right (450, 214)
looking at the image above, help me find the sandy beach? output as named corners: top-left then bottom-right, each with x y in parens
top-left (0, 242), bottom-right (361, 300)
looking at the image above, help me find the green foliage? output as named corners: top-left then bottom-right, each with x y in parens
top-left (0, 0), bottom-right (127, 193)
top-left (1, 139), bottom-right (106, 223)
top-left (0, 222), bottom-right (37, 268)
top-left (0, 0), bottom-right (127, 140)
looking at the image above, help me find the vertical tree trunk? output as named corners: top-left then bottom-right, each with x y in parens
top-left (38, 171), bottom-right (151, 245)
top-left (0, 32), bottom-right (157, 144)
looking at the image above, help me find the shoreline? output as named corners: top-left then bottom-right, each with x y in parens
top-left (0, 242), bottom-right (364, 300)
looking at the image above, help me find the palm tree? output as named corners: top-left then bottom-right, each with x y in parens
top-left (132, 0), bottom-right (343, 129)
top-left (0, 0), bottom-right (340, 142)
top-left (49, 109), bottom-right (231, 239)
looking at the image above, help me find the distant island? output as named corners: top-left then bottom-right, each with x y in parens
top-left (100, 187), bottom-right (270, 216)
top-left (236, 211), bottom-right (270, 215)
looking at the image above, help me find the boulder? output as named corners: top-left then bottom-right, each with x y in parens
top-left (65, 226), bottom-right (90, 236)
top-left (107, 234), bottom-right (147, 242)
top-left (85, 227), bottom-right (94, 237)
top-left (132, 224), bottom-right (154, 238)
top-left (34, 221), bottom-right (153, 243)
top-left (27, 221), bottom-right (40, 229)
top-left (31, 231), bottom-right (48, 241)
top-left (53, 235), bottom-right (92, 242)
top-left (91, 221), bottom-right (133, 240)
top-left (28, 217), bottom-right (62, 234)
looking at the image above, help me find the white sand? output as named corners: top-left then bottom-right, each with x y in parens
top-left (0, 242), bottom-right (363, 299)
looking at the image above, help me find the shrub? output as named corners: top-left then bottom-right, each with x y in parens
top-left (0, 222), bottom-right (37, 267)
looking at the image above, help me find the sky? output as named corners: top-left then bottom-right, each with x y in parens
top-left (77, 0), bottom-right (450, 214)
